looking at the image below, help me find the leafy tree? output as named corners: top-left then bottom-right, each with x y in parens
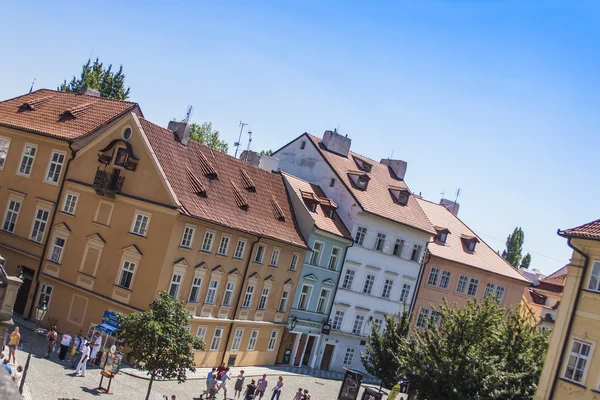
top-left (188, 122), bottom-right (229, 153)
top-left (58, 58), bottom-right (131, 100)
top-left (117, 292), bottom-right (204, 400)
top-left (502, 227), bottom-right (532, 269)
top-left (259, 149), bottom-right (273, 156)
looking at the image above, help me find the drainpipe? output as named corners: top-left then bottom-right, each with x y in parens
top-left (546, 233), bottom-right (590, 400)
top-left (27, 142), bottom-right (77, 320)
top-left (408, 241), bottom-right (432, 317)
top-left (220, 237), bottom-right (261, 364)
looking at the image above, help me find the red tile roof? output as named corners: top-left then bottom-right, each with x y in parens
top-left (282, 172), bottom-right (353, 240)
top-left (559, 219), bottom-right (600, 240)
top-left (305, 134), bottom-right (436, 235)
top-left (0, 89), bottom-right (139, 140)
top-left (416, 198), bottom-right (530, 283)
top-left (139, 118), bottom-right (306, 249)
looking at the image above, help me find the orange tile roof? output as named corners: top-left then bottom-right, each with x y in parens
top-left (139, 118), bottom-right (306, 249)
top-left (559, 219), bottom-right (600, 240)
top-left (0, 89), bottom-right (139, 140)
top-left (416, 198), bottom-right (530, 283)
top-left (305, 134), bottom-right (436, 235)
top-left (282, 172), bottom-right (353, 240)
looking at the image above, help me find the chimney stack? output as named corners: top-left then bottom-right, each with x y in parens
top-left (440, 198), bottom-right (460, 216)
top-left (168, 121), bottom-right (191, 146)
top-left (239, 150), bottom-right (261, 167)
top-left (258, 156), bottom-right (280, 172)
top-left (78, 86), bottom-right (101, 97)
top-left (381, 159), bottom-right (408, 180)
top-left (322, 130), bottom-right (351, 157)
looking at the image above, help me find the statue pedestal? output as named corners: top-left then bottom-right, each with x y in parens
top-left (0, 275), bottom-right (23, 350)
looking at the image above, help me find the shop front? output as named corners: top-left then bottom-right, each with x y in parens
top-left (277, 318), bottom-right (327, 368)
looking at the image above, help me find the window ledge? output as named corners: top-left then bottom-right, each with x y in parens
top-left (92, 221), bottom-right (110, 228)
top-left (232, 256), bottom-right (244, 261)
top-left (179, 246), bottom-right (193, 251)
top-left (113, 284), bottom-right (132, 292)
top-left (46, 259), bottom-right (62, 266)
top-left (42, 180), bottom-right (60, 187)
top-left (216, 253), bottom-right (228, 258)
top-left (200, 250), bottom-right (212, 254)
top-left (59, 211), bottom-right (75, 217)
top-left (558, 377), bottom-right (587, 389)
top-left (269, 264), bottom-right (278, 268)
top-left (129, 232), bottom-right (147, 239)
top-left (582, 289), bottom-right (600, 295)
top-left (253, 261), bottom-right (263, 265)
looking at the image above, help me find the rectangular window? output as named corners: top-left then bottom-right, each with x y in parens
top-left (62, 193), bottom-right (78, 215)
top-left (439, 271), bottom-right (452, 289)
top-left (363, 274), bottom-right (375, 294)
top-left (329, 247), bottom-right (341, 270)
top-left (217, 235), bottom-right (230, 256)
top-left (316, 288), bottom-right (330, 314)
top-left (18, 144), bottom-right (37, 176)
top-left (205, 280), bottom-right (218, 304)
top-left (201, 231), bottom-right (215, 252)
top-left (430, 310), bottom-right (442, 326)
top-left (411, 244), bottom-right (423, 262)
top-left (49, 236), bottom-right (66, 263)
top-left (210, 327), bottom-right (223, 351)
top-left (189, 277), bottom-right (202, 303)
top-left (373, 318), bottom-right (384, 332)
top-left (132, 212), bottom-right (150, 236)
top-left (310, 242), bottom-right (323, 265)
top-left (457, 275), bottom-right (468, 294)
top-left (222, 282), bottom-right (235, 306)
top-left (231, 328), bottom-right (244, 351)
top-left (196, 326), bottom-right (207, 341)
top-left (343, 347), bottom-right (356, 366)
top-left (382, 279), bottom-right (394, 299)
top-left (258, 287), bottom-right (270, 310)
top-left (495, 286), bottom-right (505, 303)
top-left (247, 329), bottom-right (259, 351)
top-left (3, 199), bottom-right (21, 233)
top-left (393, 239), bottom-right (404, 257)
top-left (484, 283), bottom-right (495, 298)
top-left (254, 244), bottom-right (266, 263)
top-left (268, 329), bottom-right (279, 351)
top-left (38, 283), bottom-right (53, 307)
top-left (234, 239), bottom-right (246, 259)
top-left (269, 248), bottom-right (280, 266)
top-left (587, 261), bottom-right (600, 292)
top-left (563, 339), bottom-right (591, 383)
top-left (354, 226), bottom-right (367, 246)
top-left (330, 178), bottom-right (335, 187)
top-left (118, 260), bottom-right (136, 289)
top-left (278, 290), bottom-right (289, 312)
top-left (297, 285), bottom-right (312, 310)
top-left (332, 309), bottom-right (345, 330)
top-left (375, 233), bottom-right (386, 252)
top-left (0, 137), bottom-right (11, 169)
top-left (180, 225), bottom-right (196, 248)
top-left (399, 284), bottom-right (411, 303)
top-left (242, 285), bottom-right (255, 308)
top-left (342, 269), bottom-right (355, 290)
top-left (289, 253), bottom-right (299, 271)
top-left (30, 208), bottom-right (50, 243)
top-left (352, 314), bottom-right (365, 335)
top-left (45, 151), bottom-right (66, 183)
top-left (467, 278), bottom-right (479, 297)
top-left (169, 273), bottom-right (183, 299)
top-left (427, 268), bottom-right (440, 286)
top-left (416, 308), bottom-right (430, 328)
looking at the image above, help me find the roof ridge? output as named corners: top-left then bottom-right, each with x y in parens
top-left (34, 88), bottom-right (138, 106)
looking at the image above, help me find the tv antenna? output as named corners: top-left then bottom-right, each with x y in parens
top-left (453, 188), bottom-right (461, 214)
top-left (234, 121), bottom-right (248, 158)
top-left (244, 130), bottom-right (253, 162)
top-left (440, 189), bottom-right (446, 199)
top-left (184, 105), bottom-right (193, 123)
top-left (29, 78), bottom-right (36, 93)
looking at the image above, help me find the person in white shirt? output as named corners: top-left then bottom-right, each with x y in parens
top-left (75, 343), bottom-right (92, 377)
top-left (89, 333), bottom-right (102, 367)
top-left (72, 337), bottom-right (88, 369)
top-left (58, 331), bottom-right (72, 362)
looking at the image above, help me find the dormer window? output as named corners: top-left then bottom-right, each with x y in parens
top-left (467, 241), bottom-right (476, 252)
top-left (353, 156), bottom-right (372, 173)
top-left (389, 186), bottom-right (410, 206)
top-left (357, 175), bottom-right (369, 190)
top-left (461, 235), bottom-right (480, 252)
top-left (310, 203), bottom-right (317, 212)
top-left (434, 227), bottom-right (451, 244)
top-left (301, 190), bottom-right (320, 213)
top-left (439, 231), bottom-right (448, 244)
top-left (325, 208), bottom-right (334, 218)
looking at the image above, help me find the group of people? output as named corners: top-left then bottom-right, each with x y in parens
top-left (2, 326), bottom-right (23, 386)
top-left (201, 363), bottom-right (310, 400)
top-left (42, 326), bottom-right (103, 377)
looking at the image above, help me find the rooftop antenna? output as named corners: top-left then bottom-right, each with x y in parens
top-left (453, 188), bottom-right (461, 214)
top-left (184, 105), bottom-right (193, 123)
top-left (390, 149), bottom-right (395, 159)
top-left (244, 130), bottom-right (253, 162)
top-left (440, 189), bottom-right (446, 199)
top-left (234, 121), bottom-right (248, 158)
top-left (29, 78), bottom-right (36, 93)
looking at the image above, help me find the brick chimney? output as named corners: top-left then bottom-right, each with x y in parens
top-left (168, 121), bottom-right (191, 146)
top-left (322, 130), bottom-right (351, 157)
top-left (381, 159), bottom-right (407, 180)
top-left (78, 86), bottom-right (101, 97)
top-left (440, 198), bottom-right (460, 216)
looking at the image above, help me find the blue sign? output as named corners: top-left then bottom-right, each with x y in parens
top-left (97, 311), bottom-right (120, 334)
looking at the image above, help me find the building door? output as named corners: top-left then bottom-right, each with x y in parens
top-left (320, 344), bottom-right (335, 370)
top-left (293, 334), bottom-right (307, 366)
top-left (301, 336), bottom-right (316, 366)
top-left (13, 267), bottom-right (34, 315)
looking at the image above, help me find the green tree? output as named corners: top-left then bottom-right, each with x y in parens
top-left (361, 309), bottom-right (412, 388)
top-left (502, 227), bottom-right (532, 269)
top-left (188, 122), bottom-right (229, 153)
top-left (117, 292), bottom-right (204, 400)
top-left (259, 149), bottom-right (273, 156)
top-left (58, 58), bottom-right (131, 100)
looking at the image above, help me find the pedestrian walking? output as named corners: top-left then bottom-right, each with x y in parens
top-left (44, 326), bottom-right (58, 358)
top-left (256, 374), bottom-right (268, 399)
top-left (216, 362), bottom-right (226, 379)
top-left (292, 388), bottom-right (303, 400)
top-left (270, 376), bottom-right (283, 400)
top-left (244, 378), bottom-right (257, 400)
top-left (7, 326), bottom-right (20, 364)
top-left (207, 375), bottom-right (220, 400)
top-left (201, 367), bottom-right (216, 399)
top-left (220, 367), bottom-right (231, 400)
top-left (89, 333), bottom-right (102, 367)
top-left (69, 332), bottom-right (81, 363)
top-left (300, 389), bottom-right (310, 400)
top-left (234, 370), bottom-right (245, 399)
top-left (72, 335), bottom-right (88, 369)
top-left (58, 331), bottom-right (72, 361)
top-left (75, 343), bottom-right (92, 377)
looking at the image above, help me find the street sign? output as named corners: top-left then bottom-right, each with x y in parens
top-left (322, 322), bottom-right (331, 335)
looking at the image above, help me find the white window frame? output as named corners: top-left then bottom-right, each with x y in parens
top-left (467, 278), bottom-right (479, 297)
top-left (258, 287), bottom-right (270, 310)
top-left (342, 268), bottom-right (356, 290)
top-left (375, 233), bottom-right (386, 252)
top-left (169, 273), bottom-right (183, 299)
top-left (231, 327), bottom-right (244, 351)
top-left (310, 241), bottom-right (324, 266)
top-left (201, 230), bottom-right (215, 252)
top-left (267, 329), bottom-right (279, 351)
top-left (269, 247), bottom-right (280, 267)
top-left (30, 206), bottom-right (50, 243)
top-left (180, 224), bottom-right (196, 249)
top-left (2, 198), bottom-right (22, 233)
top-left (328, 247), bottom-right (341, 271)
top-left (416, 308), bottom-right (430, 328)
top-left (427, 268), bottom-right (440, 286)
top-left (189, 277), bottom-right (202, 303)
top-left (278, 289), bottom-right (289, 312)
top-left (0, 136), bottom-right (11, 170)
top-left (439, 270), bottom-right (452, 289)
top-left (456, 275), bottom-right (468, 294)
top-left (363, 274), bottom-right (375, 294)
top-left (210, 327), bottom-right (224, 351)
top-left (62, 192), bottom-right (79, 215)
top-left (289, 252), bottom-right (299, 271)
top-left (247, 328), bottom-right (259, 351)
top-left (352, 314), bottom-right (365, 335)
top-left (217, 235), bottom-right (230, 256)
top-left (587, 261), bottom-right (600, 292)
top-left (222, 282), bottom-right (235, 306)
top-left (355, 226), bottom-right (367, 246)
top-left (44, 150), bottom-right (66, 184)
top-left (17, 143), bottom-right (37, 177)
top-left (117, 259), bottom-right (137, 289)
top-left (562, 339), bottom-right (592, 384)
top-left (205, 280), bottom-right (219, 304)
top-left (254, 244), bottom-right (266, 263)
top-left (233, 239), bottom-right (247, 259)
top-left (399, 284), bottom-right (411, 304)
top-left (332, 309), bottom-right (345, 331)
top-left (196, 326), bottom-right (208, 342)
top-left (343, 347), bottom-right (356, 366)
top-left (316, 288), bottom-right (331, 314)
top-left (411, 244), bottom-right (423, 262)
top-left (38, 283), bottom-right (53, 309)
top-left (48, 233), bottom-right (67, 264)
top-left (131, 211), bottom-right (151, 237)
top-left (495, 286), bottom-right (505, 303)
top-left (297, 284), bottom-right (313, 310)
top-left (242, 285), bottom-right (255, 308)
top-left (393, 238), bottom-right (405, 257)
top-left (483, 283), bottom-right (495, 298)
top-left (382, 278), bottom-right (394, 299)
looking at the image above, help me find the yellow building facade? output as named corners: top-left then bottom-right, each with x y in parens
top-left (535, 219), bottom-right (600, 399)
top-left (0, 89), bottom-right (307, 367)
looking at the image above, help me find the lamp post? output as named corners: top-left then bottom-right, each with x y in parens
top-left (18, 301), bottom-right (48, 395)
top-left (288, 316), bottom-right (298, 331)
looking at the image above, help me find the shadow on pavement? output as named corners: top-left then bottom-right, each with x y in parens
top-left (80, 386), bottom-right (102, 396)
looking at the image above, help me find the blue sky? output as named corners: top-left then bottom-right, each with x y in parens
top-left (1, 1), bottom-right (598, 275)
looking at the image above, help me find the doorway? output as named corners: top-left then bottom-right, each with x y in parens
top-left (13, 266), bottom-right (34, 315)
top-left (320, 344), bottom-right (335, 370)
top-left (301, 336), bottom-right (316, 366)
top-left (293, 334), bottom-right (307, 366)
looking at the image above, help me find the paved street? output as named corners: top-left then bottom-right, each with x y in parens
top-left (7, 321), bottom-right (383, 400)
